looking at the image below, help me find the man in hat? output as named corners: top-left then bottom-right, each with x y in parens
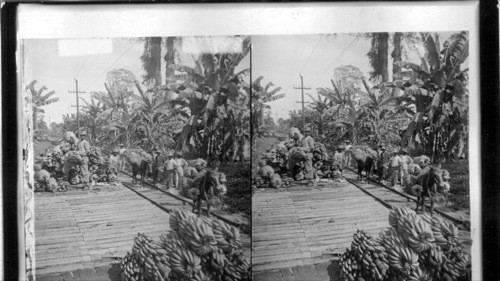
top-left (378, 145), bottom-right (390, 183)
top-left (333, 146), bottom-right (344, 175)
top-left (118, 143), bottom-right (127, 174)
top-left (297, 126), bottom-right (316, 185)
top-left (164, 152), bottom-right (177, 190)
top-left (77, 131), bottom-right (91, 185)
top-left (399, 148), bottom-right (412, 186)
top-left (152, 148), bottom-right (165, 188)
top-left (173, 152), bottom-right (188, 189)
top-left (343, 140), bottom-right (353, 168)
top-left (109, 149), bottom-right (120, 175)
top-left (389, 148), bottom-right (402, 187)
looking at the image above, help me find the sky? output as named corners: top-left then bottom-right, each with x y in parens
top-left (22, 36), bottom-right (249, 124)
top-left (252, 31), bottom-right (462, 121)
top-left (23, 32), bottom-right (462, 124)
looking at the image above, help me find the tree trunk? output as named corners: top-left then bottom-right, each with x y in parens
top-left (141, 37), bottom-right (162, 87)
top-left (165, 37), bottom-right (176, 80)
top-left (368, 33), bottom-right (390, 83)
top-left (151, 37), bottom-right (162, 86)
top-left (392, 32), bottom-right (403, 76)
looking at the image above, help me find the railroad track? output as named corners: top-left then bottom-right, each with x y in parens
top-left (119, 171), bottom-right (249, 232)
top-left (342, 167), bottom-right (471, 232)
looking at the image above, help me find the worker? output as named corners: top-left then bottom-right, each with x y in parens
top-left (152, 148), bottom-right (165, 188)
top-left (333, 147), bottom-right (344, 175)
top-left (286, 126), bottom-right (316, 186)
top-left (390, 149), bottom-right (402, 187)
top-left (400, 149), bottom-right (412, 186)
top-left (118, 143), bottom-right (127, 174)
top-left (174, 152), bottom-right (188, 189)
top-left (378, 145), bottom-right (390, 183)
top-left (77, 131), bottom-right (91, 185)
top-left (343, 140), bottom-right (353, 168)
top-left (164, 152), bottom-right (177, 190)
top-left (109, 149), bottom-right (120, 175)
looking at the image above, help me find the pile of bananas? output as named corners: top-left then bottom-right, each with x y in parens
top-left (340, 230), bottom-right (389, 281)
top-left (340, 206), bottom-right (471, 281)
top-left (121, 209), bottom-right (250, 281)
top-left (120, 233), bottom-right (170, 281)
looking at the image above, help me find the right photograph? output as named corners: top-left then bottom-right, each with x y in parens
top-left (251, 32), bottom-right (471, 280)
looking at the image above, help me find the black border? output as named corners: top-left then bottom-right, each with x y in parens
top-left (2, 3), bottom-right (20, 280)
top-left (479, 0), bottom-right (500, 280)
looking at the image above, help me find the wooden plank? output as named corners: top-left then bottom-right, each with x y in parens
top-left (253, 270), bottom-right (284, 281)
top-left (291, 264), bottom-right (323, 281)
top-left (71, 268), bottom-right (102, 281)
top-left (253, 258), bottom-right (315, 272)
top-left (253, 251), bottom-right (312, 264)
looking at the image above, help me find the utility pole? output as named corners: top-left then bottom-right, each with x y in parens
top-left (69, 78), bottom-right (86, 139)
top-left (294, 75), bottom-right (311, 130)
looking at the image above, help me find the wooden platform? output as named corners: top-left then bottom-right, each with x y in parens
top-left (252, 181), bottom-right (391, 273)
top-left (34, 185), bottom-right (175, 278)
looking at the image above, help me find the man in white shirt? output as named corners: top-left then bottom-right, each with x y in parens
top-left (333, 147), bottom-right (344, 175)
top-left (390, 150), bottom-right (402, 187)
top-left (343, 140), bottom-right (353, 168)
top-left (399, 149), bottom-right (411, 186)
top-left (174, 152), bottom-right (188, 189)
top-left (118, 143), bottom-right (127, 174)
top-left (164, 152), bottom-right (176, 190)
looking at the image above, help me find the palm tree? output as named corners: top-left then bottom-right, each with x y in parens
top-left (251, 76), bottom-right (285, 136)
top-left (306, 93), bottom-right (331, 141)
top-left (91, 68), bottom-right (138, 146)
top-left (27, 80), bottom-right (59, 130)
top-left (81, 98), bottom-right (104, 143)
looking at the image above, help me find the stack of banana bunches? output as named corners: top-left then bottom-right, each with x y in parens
top-left (34, 132), bottom-right (113, 192)
top-left (340, 206), bottom-right (471, 281)
top-left (120, 209), bottom-right (251, 281)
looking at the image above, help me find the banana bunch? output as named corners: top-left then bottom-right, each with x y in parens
top-left (123, 210), bottom-right (250, 281)
top-left (177, 216), bottom-right (217, 256)
top-left (168, 242), bottom-right (202, 279)
top-left (407, 266), bottom-right (431, 281)
top-left (340, 230), bottom-right (388, 281)
top-left (379, 228), bottom-right (405, 252)
top-left (440, 247), bottom-right (470, 280)
top-left (388, 206), bottom-right (414, 229)
top-left (340, 248), bottom-right (361, 281)
top-left (386, 242), bottom-right (419, 275)
top-left (169, 209), bottom-right (193, 233)
top-left (427, 245), bottom-right (444, 268)
top-left (390, 207), bottom-right (435, 253)
top-left (129, 233), bottom-right (170, 281)
top-left (120, 251), bottom-right (146, 281)
top-left (211, 219), bottom-right (241, 254)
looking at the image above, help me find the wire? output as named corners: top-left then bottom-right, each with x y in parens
top-left (300, 35), bottom-right (323, 75)
top-left (311, 35), bottom-right (359, 85)
top-left (75, 56), bottom-right (89, 78)
top-left (89, 41), bottom-right (138, 89)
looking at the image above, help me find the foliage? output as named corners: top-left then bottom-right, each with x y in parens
top-left (219, 163), bottom-right (251, 217)
top-left (251, 76), bottom-right (284, 136)
top-left (169, 36), bottom-right (251, 164)
top-left (27, 80), bottom-right (59, 130)
top-left (384, 31), bottom-right (469, 162)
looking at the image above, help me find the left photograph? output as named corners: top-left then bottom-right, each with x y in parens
top-left (20, 36), bottom-right (252, 280)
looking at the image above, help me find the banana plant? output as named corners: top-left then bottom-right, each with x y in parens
top-left (251, 76), bottom-right (285, 136)
top-left (168, 36), bottom-right (251, 162)
top-left (383, 31), bottom-right (469, 161)
top-left (28, 80), bottom-right (59, 130)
